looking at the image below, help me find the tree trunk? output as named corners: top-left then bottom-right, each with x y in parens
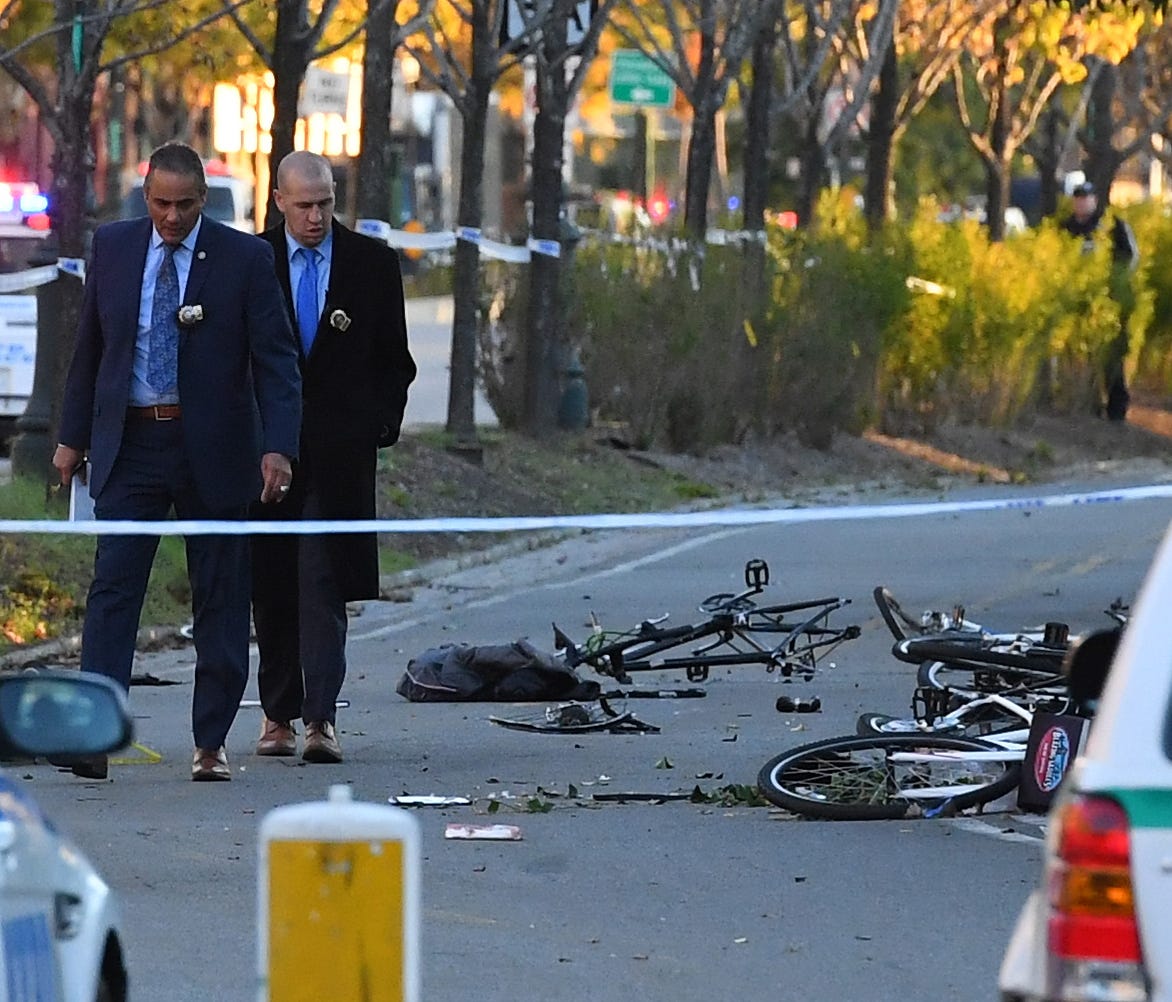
top-left (266, 0), bottom-right (313, 226)
top-left (864, 39), bottom-right (898, 233)
top-left (684, 101), bottom-right (718, 242)
top-left (523, 36), bottom-right (570, 436)
top-left (20, 10), bottom-right (99, 476)
top-left (443, 1), bottom-right (497, 446)
top-left (743, 23), bottom-right (775, 236)
top-left (985, 74), bottom-right (1010, 243)
top-left (795, 119), bottom-right (825, 229)
top-left (355, 0), bottom-right (397, 222)
top-left (682, 11), bottom-right (718, 242)
top-left (742, 21), bottom-right (775, 301)
top-left (447, 83), bottom-right (491, 443)
top-left (1037, 103), bottom-right (1061, 221)
top-left (1085, 60), bottom-right (1123, 195)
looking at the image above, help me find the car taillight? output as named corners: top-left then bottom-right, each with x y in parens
top-left (1046, 793), bottom-right (1148, 1001)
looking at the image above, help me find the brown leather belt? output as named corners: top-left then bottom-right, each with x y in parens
top-left (127, 404), bottom-right (181, 421)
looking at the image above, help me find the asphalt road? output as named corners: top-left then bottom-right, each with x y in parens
top-left (22, 473), bottom-right (1172, 1001)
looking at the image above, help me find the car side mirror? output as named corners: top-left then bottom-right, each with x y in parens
top-left (0, 671), bottom-right (133, 759)
top-left (1063, 628), bottom-right (1121, 714)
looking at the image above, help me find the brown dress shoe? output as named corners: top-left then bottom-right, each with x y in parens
top-left (302, 721), bottom-right (342, 764)
top-left (192, 747), bottom-right (231, 781)
top-left (256, 718), bottom-right (297, 757)
top-left (48, 754), bottom-right (108, 780)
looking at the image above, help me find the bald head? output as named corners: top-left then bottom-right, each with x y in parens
top-left (276, 151), bottom-right (333, 189)
top-left (274, 152), bottom-right (335, 247)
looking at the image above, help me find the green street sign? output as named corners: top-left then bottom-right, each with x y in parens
top-left (609, 50), bottom-right (675, 108)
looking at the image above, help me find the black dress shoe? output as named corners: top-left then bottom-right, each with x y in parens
top-left (47, 755), bottom-right (108, 780)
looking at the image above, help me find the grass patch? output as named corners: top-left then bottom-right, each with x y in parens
top-left (0, 430), bottom-right (720, 654)
top-left (0, 476), bottom-right (192, 654)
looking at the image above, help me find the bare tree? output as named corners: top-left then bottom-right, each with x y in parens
top-left (0, 0), bottom-right (243, 471)
top-left (863, 0), bottom-right (1006, 230)
top-left (409, 0), bottom-right (616, 440)
top-left (224, 0), bottom-right (429, 224)
top-left (774, 0), bottom-right (896, 229)
top-left (522, 0), bottom-right (617, 434)
top-left (355, 0), bottom-right (403, 222)
top-left (1076, 22), bottom-right (1172, 199)
top-left (406, 0), bottom-right (531, 447)
top-left (948, 3), bottom-right (1147, 239)
top-left (615, 0), bottom-right (782, 242)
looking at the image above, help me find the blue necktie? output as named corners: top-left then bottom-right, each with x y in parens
top-left (296, 247), bottom-right (320, 354)
top-left (148, 243), bottom-right (179, 393)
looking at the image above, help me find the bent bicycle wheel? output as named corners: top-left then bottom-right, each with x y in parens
top-left (916, 660), bottom-right (1068, 703)
top-left (855, 712), bottom-right (957, 736)
top-left (757, 734), bottom-right (1021, 821)
top-left (873, 586), bottom-right (922, 641)
top-left (855, 710), bottom-right (1031, 741)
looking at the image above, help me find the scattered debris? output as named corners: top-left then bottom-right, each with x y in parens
top-left (490, 699), bottom-right (659, 734)
top-left (690, 784), bottom-right (771, 807)
top-left (444, 823), bottom-right (523, 841)
top-left (390, 795), bottom-right (472, 807)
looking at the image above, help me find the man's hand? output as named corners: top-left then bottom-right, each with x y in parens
top-left (51, 444), bottom-right (85, 489)
top-left (260, 452), bottom-right (294, 504)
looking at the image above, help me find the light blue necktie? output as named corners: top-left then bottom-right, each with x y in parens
top-left (147, 243), bottom-right (179, 393)
top-left (295, 247), bottom-right (320, 354)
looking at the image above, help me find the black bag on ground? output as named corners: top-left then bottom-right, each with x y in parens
top-left (396, 639), bottom-right (601, 702)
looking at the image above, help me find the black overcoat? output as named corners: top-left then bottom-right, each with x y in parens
top-left (255, 220), bottom-right (416, 600)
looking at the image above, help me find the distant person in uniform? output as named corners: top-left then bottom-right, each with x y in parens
top-left (1061, 180), bottom-right (1139, 421)
top-left (250, 151), bottom-right (416, 765)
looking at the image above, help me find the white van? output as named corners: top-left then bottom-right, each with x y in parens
top-left (122, 166), bottom-right (255, 233)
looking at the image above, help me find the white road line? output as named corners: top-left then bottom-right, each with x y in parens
top-left (948, 817), bottom-right (1044, 843)
top-left (349, 527), bottom-right (747, 643)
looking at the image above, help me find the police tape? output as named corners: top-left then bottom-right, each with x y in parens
top-left (4, 481), bottom-right (1171, 537)
top-left (0, 259), bottom-right (85, 293)
top-left (356, 220), bottom-right (771, 263)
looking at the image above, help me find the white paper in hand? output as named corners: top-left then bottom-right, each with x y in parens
top-left (69, 463), bottom-right (94, 521)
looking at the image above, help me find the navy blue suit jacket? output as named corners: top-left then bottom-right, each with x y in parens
top-left (59, 216), bottom-right (302, 510)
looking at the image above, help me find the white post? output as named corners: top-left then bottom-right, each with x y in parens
top-left (257, 784), bottom-right (421, 1002)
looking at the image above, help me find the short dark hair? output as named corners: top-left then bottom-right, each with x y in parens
top-left (144, 142), bottom-right (207, 194)
top-left (1072, 182), bottom-right (1095, 197)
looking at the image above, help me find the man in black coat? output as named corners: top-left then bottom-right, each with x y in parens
top-left (251, 151), bottom-right (416, 763)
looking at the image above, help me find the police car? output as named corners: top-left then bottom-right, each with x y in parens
top-left (0, 670), bottom-right (133, 1002)
top-left (0, 181), bottom-right (51, 275)
top-left (0, 179), bottom-right (53, 448)
top-left (998, 520), bottom-right (1172, 1002)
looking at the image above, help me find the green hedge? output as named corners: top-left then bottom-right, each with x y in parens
top-left (479, 196), bottom-right (1170, 451)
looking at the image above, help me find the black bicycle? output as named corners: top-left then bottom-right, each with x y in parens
top-left (553, 558), bottom-right (860, 684)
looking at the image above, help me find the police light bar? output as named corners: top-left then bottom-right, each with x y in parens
top-left (0, 181), bottom-right (50, 217)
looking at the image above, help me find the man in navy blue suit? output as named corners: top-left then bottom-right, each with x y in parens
top-left (52, 142), bottom-right (302, 782)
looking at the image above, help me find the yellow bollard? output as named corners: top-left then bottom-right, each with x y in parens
top-left (258, 784), bottom-right (420, 1002)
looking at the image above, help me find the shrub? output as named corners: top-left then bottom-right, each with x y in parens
top-left (476, 194), bottom-right (1172, 452)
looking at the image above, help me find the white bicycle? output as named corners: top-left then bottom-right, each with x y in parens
top-left (757, 729), bottom-right (1029, 820)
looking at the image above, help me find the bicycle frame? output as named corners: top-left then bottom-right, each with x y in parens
top-left (553, 560), bottom-right (859, 683)
top-left (915, 688), bottom-right (1034, 739)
